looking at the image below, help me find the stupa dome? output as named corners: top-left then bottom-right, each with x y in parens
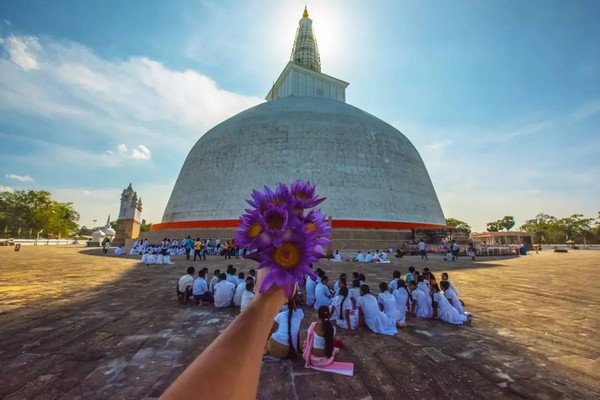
top-left (158, 96), bottom-right (444, 229)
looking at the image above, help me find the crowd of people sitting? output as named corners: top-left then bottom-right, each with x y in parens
top-left (177, 263), bottom-right (471, 373)
top-left (127, 237), bottom-right (240, 264)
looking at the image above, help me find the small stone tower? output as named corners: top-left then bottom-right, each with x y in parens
top-left (113, 183), bottom-right (143, 246)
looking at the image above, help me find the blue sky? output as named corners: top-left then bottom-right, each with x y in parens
top-left (0, 0), bottom-right (598, 231)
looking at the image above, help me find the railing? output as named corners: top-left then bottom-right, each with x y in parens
top-left (1, 238), bottom-right (78, 246)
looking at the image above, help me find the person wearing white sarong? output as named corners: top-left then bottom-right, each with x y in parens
top-left (377, 282), bottom-right (403, 323)
top-left (409, 281), bottom-right (432, 318)
top-left (114, 247), bottom-right (125, 256)
top-left (314, 276), bottom-right (332, 310)
top-left (155, 254), bottom-right (165, 264)
top-left (365, 252), bottom-right (373, 262)
top-left (331, 287), bottom-right (358, 330)
top-left (433, 284), bottom-right (468, 324)
top-left (392, 281), bottom-right (409, 323)
top-left (357, 284), bottom-right (397, 335)
top-left (379, 252), bottom-right (388, 261)
top-left (214, 273), bottom-right (236, 308)
top-left (305, 276), bottom-right (317, 307)
top-left (163, 255), bottom-right (173, 264)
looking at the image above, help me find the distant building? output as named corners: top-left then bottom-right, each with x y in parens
top-left (471, 231), bottom-right (534, 248)
top-left (113, 183), bottom-right (142, 247)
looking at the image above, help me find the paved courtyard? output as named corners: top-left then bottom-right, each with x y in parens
top-left (0, 246), bottom-right (598, 399)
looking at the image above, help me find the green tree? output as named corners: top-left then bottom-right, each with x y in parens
top-left (556, 214), bottom-right (593, 242)
top-left (140, 222), bottom-right (152, 232)
top-left (445, 218), bottom-right (472, 233)
top-left (0, 190), bottom-right (80, 238)
top-left (520, 213), bottom-right (556, 243)
top-left (498, 216), bottom-right (516, 232)
top-left (486, 221), bottom-right (500, 232)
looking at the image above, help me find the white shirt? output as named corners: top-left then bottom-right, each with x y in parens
top-left (233, 282), bottom-right (246, 307)
top-left (178, 274), bottom-right (194, 292)
top-left (418, 241), bottom-right (427, 251)
top-left (334, 253), bottom-right (341, 262)
top-left (271, 309), bottom-right (304, 348)
top-left (240, 290), bottom-right (254, 311)
top-left (214, 280), bottom-right (236, 308)
top-left (365, 253), bottom-right (373, 262)
top-left (356, 253), bottom-right (365, 262)
top-left (389, 278), bottom-right (400, 292)
top-left (192, 277), bottom-right (209, 296)
top-left (314, 282), bottom-right (332, 309)
top-left (209, 276), bottom-right (219, 292)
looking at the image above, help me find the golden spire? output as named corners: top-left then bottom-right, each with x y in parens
top-left (303, 6), bottom-right (309, 18)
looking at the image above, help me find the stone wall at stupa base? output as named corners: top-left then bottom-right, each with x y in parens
top-left (134, 228), bottom-right (414, 251)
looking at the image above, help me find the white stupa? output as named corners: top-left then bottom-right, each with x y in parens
top-left (150, 7), bottom-right (445, 246)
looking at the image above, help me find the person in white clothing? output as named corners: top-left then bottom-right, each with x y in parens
top-left (331, 287), bottom-right (358, 330)
top-left (209, 269), bottom-right (220, 293)
top-left (378, 282), bottom-right (405, 325)
top-left (441, 281), bottom-right (469, 316)
top-left (314, 276), bottom-right (332, 310)
top-left (333, 250), bottom-right (342, 262)
top-left (365, 252), bottom-right (374, 262)
top-left (265, 298), bottom-right (304, 359)
top-left (417, 278), bottom-right (433, 316)
top-left (333, 273), bottom-right (346, 294)
top-left (440, 272), bottom-right (459, 296)
top-left (388, 271), bottom-right (401, 292)
top-left (418, 239), bottom-right (428, 260)
top-left (213, 273), bottom-right (236, 308)
top-left (240, 280), bottom-right (255, 312)
top-left (433, 283), bottom-right (469, 324)
top-left (357, 284), bottom-right (398, 335)
top-left (192, 269), bottom-right (213, 304)
top-left (234, 277), bottom-right (252, 307)
top-left (392, 279), bottom-right (410, 323)
top-left (408, 281), bottom-right (432, 318)
top-left (114, 247), bottom-right (125, 256)
top-left (355, 251), bottom-right (365, 262)
top-left (305, 275), bottom-right (317, 307)
top-left (177, 267), bottom-right (195, 304)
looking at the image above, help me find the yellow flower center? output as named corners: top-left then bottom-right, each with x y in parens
top-left (305, 222), bottom-right (317, 233)
top-left (273, 242), bottom-right (300, 269)
top-left (293, 191), bottom-right (310, 201)
top-left (266, 214), bottom-right (284, 230)
top-left (249, 222), bottom-right (263, 238)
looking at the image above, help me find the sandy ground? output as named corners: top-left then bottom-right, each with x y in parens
top-left (0, 246), bottom-right (598, 399)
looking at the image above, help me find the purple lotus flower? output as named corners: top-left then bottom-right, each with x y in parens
top-left (237, 180), bottom-right (330, 299)
top-left (304, 209), bottom-right (332, 247)
top-left (290, 180), bottom-right (325, 211)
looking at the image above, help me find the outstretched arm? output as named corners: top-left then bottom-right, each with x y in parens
top-left (161, 279), bottom-right (284, 400)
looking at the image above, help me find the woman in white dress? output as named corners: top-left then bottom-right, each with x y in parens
top-left (416, 278), bottom-right (433, 317)
top-left (378, 282), bottom-right (405, 326)
top-left (432, 284), bottom-right (469, 324)
top-left (356, 285), bottom-right (398, 335)
top-left (305, 276), bottom-right (317, 307)
top-left (441, 281), bottom-right (470, 316)
top-left (408, 281), bottom-right (432, 318)
top-left (392, 279), bottom-right (409, 323)
top-left (331, 287), bottom-right (358, 330)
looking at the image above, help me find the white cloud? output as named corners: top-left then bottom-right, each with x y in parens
top-left (6, 173), bottom-right (34, 182)
top-left (4, 35), bottom-right (40, 71)
top-left (114, 143), bottom-right (152, 160)
top-left (0, 185), bottom-right (13, 192)
top-left (425, 139), bottom-right (453, 150)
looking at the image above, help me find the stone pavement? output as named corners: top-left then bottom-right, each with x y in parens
top-left (0, 246), bottom-right (598, 399)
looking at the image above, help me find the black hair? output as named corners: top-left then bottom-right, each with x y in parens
top-left (249, 269), bottom-right (256, 275)
top-left (431, 283), bottom-right (440, 293)
top-left (198, 270), bottom-right (206, 278)
top-left (230, 267), bottom-right (237, 275)
top-left (238, 272), bottom-right (245, 279)
top-left (398, 279), bottom-right (406, 288)
top-left (417, 275), bottom-right (425, 283)
top-left (338, 277), bottom-right (347, 286)
top-left (358, 273), bottom-right (366, 282)
top-left (287, 298), bottom-right (299, 358)
top-left (214, 269), bottom-right (220, 275)
top-left (352, 271), bottom-right (359, 279)
top-left (338, 287), bottom-right (349, 320)
top-left (408, 266), bottom-right (415, 273)
top-left (440, 281), bottom-right (450, 291)
top-left (379, 282), bottom-right (388, 292)
top-left (321, 275), bottom-right (329, 283)
top-left (441, 272), bottom-right (449, 279)
top-left (318, 306), bottom-right (334, 358)
top-left (423, 267), bottom-right (430, 273)
top-left (317, 269), bottom-right (325, 278)
top-left (360, 284), bottom-right (370, 295)
top-left (339, 273), bottom-right (347, 279)
top-left (352, 279), bottom-right (361, 288)
top-left (219, 272), bottom-right (227, 281)
top-left (246, 279), bottom-right (255, 292)
top-left (186, 266), bottom-right (195, 275)
top-left (392, 270), bottom-right (401, 279)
